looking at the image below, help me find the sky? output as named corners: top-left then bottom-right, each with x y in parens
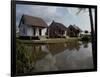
top-left (16, 4), bottom-right (95, 32)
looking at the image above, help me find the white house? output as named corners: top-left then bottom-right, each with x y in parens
top-left (18, 15), bottom-right (48, 38)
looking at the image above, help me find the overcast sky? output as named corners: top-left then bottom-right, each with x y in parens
top-left (16, 4), bottom-right (95, 32)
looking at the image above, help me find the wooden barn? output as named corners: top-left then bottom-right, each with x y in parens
top-left (18, 15), bottom-right (48, 39)
top-left (67, 25), bottom-right (82, 37)
top-left (46, 21), bottom-right (67, 38)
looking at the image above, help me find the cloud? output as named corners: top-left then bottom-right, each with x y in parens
top-left (16, 4), bottom-right (95, 32)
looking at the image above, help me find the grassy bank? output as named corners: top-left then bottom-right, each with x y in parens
top-left (16, 37), bottom-right (79, 44)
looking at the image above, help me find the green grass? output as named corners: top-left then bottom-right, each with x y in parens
top-left (16, 41), bottom-right (49, 74)
top-left (16, 37), bottom-right (79, 44)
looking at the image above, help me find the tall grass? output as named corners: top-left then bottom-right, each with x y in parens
top-left (16, 42), bottom-right (34, 74)
top-left (16, 41), bottom-right (48, 74)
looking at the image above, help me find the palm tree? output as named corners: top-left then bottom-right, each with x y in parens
top-left (77, 8), bottom-right (95, 51)
top-left (88, 8), bottom-right (95, 51)
top-left (77, 8), bottom-right (96, 69)
top-left (87, 8), bottom-right (96, 69)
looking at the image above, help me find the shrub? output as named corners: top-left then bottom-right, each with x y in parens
top-left (80, 35), bottom-right (90, 41)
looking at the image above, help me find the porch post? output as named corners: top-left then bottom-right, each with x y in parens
top-left (64, 31), bottom-right (66, 36)
top-left (35, 28), bottom-right (39, 36)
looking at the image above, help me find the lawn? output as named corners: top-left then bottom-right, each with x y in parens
top-left (16, 37), bottom-right (79, 44)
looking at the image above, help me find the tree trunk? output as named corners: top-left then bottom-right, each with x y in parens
top-left (89, 8), bottom-right (95, 67)
top-left (89, 8), bottom-right (95, 49)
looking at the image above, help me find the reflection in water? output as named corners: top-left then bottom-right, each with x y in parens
top-left (82, 42), bottom-right (89, 48)
top-left (16, 41), bottom-right (93, 74)
top-left (54, 42), bottom-right (93, 70)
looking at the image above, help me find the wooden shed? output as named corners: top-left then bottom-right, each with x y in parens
top-left (67, 25), bottom-right (82, 37)
top-left (46, 21), bottom-right (67, 38)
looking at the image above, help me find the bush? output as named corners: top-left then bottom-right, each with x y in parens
top-left (80, 35), bottom-right (90, 41)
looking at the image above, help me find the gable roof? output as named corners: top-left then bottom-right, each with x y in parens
top-left (19, 15), bottom-right (48, 28)
top-left (48, 21), bottom-right (67, 30)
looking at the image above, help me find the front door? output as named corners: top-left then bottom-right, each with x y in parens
top-left (33, 28), bottom-right (36, 36)
top-left (39, 29), bottom-right (42, 36)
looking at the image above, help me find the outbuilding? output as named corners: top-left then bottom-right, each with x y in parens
top-left (46, 21), bottom-right (67, 38)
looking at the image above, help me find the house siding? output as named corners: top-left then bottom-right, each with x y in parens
top-left (19, 23), bottom-right (34, 37)
top-left (19, 24), bottom-right (27, 36)
top-left (19, 24), bottom-right (47, 37)
top-left (42, 28), bottom-right (46, 36)
top-left (46, 21), bottom-right (67, 38)
top-left (27, 26), bottom-right (34, 36)
top-left (67, 25), bottom-right (81, 37)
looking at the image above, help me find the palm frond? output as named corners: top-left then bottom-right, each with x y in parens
top-left (76, 8), bottom-right (86, 15)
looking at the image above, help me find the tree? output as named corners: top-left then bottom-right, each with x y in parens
top-left (77, 8), bottom-right (95, 56)
top-left (77, 8), bottom-right (95, 38)
top-left (84, 30), bottom-right (89, 34)
top-left (88, 8), bottom-right (95, 43)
